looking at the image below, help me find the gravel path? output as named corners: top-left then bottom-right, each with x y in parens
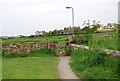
top-left (58, 56), bottom-right (80, 80)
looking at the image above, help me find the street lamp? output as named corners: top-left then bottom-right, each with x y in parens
top-left (66, 6), bottom-right (74, 35)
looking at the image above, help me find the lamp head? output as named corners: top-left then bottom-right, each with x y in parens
top-left (66, 7), bottom-right (72, 9)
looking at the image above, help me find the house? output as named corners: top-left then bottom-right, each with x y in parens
top-left (106, 23), bottom-right (115, 29)
top-left (59, 29), bottom-right (72, 34)
top-left (1, 36), bottom-right (9, 39)
top-left (17, 35), bottom-right (25, 38)
top-left (35, 31), bottom-right (46, 35)
top-left (63, 30), bottom-right (72, 34)
top-left (59, 30), bottom-right (64, 34)
top-left (98, 23), bottom-right (115, 30)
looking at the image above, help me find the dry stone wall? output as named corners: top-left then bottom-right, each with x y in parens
top-left (2, 41), bottom-right (120, 57)
top-left (2, 41), bottom-right (56, 55)
top-left (70, 44), bottom-right (120, 57)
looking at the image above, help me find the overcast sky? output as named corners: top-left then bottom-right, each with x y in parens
top-left (0, 0), bottom-right (119, 36)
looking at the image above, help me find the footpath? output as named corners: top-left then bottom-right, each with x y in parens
top-left (58, 56), bottom-right (81, 80)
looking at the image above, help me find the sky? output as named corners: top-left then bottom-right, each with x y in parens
top-left (0, 0), bottom-right (119, 36)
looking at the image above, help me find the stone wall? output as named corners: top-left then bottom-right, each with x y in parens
top-left (2, 41), bottom-right (120, 57)
top-left (2, 41), bottom-right (56, 55)
top-left (68, 35), bottom-right (111, 42)
top-left (70, 44), bottom-right (120, 57)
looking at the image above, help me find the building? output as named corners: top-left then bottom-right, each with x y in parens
top-left (35, 31), bottom-right (46, 35)
top-left (1, 36), bottom-right (9, 39)
top-left (98, 23), bottom-right (115, 30)
top-left (118, 1), bottom-right (120, 24)
top-left (106, 23), bottom-right (115, 29)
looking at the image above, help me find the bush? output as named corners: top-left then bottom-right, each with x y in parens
top-left (70, 49), bottom-right (120, 79)
top-left (89, 50), bottom-right (107, 66)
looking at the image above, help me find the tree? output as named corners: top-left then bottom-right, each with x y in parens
top-left (73, 26), bottom-right (81, 34)
top-left (51, 29), bottom-right (60, 35)
top-left (113, 24), bottom-right (120, 39)
top-left (81, 20), bottom-right (101, 45)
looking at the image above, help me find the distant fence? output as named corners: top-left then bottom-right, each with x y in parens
top-left (70, 44), bottom-right (120, 57)
top-left (2, 41), bottom-right (56, 55)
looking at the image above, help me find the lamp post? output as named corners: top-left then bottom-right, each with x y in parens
top-left (66, 7), bottom-right (74, 35)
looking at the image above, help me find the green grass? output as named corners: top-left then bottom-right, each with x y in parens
top-left (70, 49), bottom-right (120, 79)
top-left (2, 30), bottom-right (117, 51)
top-left (76, 30), bottom-right (117, 50)
top-left (2, 49), bottom-right (60, 79)
top-left (94, 30), bottom-right (114, 35)
top-left (2, 35), bottom-right (69, 44)
top-left (76, 36), bottom-right (118, 50)
top-left (89, 37), bottom-right (118, 50)
top-left (83, 30), bottom-right (117, 50)
top-left (2, 30), bottom-right (114, 45)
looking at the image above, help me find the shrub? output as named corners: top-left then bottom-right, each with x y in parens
top-left (89, 50), bottom-right (107, 66)
top-left (70, 49), bottom-right (120, 79)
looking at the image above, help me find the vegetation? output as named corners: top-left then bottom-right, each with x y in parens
top-left (2, 23), bottom-right (119, 79)
top-left (47, 26), bottom-right (81, 35)
top-left (2, 30), bottom-right (114, 44)
top-left (94, 29), bottom-right (114, 35)
top-left (70, 49), bottom-right (120, 79)
top-left (3, 29), bottom-right (118, 51)
top-left (71, 23), bottom-right (118, 50)
top-left (72, 20), bottom-right (101, 45)
top-left (0, 49), bottom-right (1, 80)
top-left (1, 19), bottom-right (119, 80)
top-left (81, 24), bottom-right (100, 45)
top-left (89, 24), bottom-right (119, 50)
top-left (113, 24), bottom-right (120, 39)
top-left (2, 35), bottom-right (69, 44)
top-left (89, 37), bottom-right (118, 50)
top-left (2, 49), bottom-right (60, 79)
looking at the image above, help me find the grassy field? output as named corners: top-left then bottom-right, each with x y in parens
top-left (70, 49), bottom-right (120, 79)
top-left (94, 29), bottom-right (114, 35)
top-left (2, 35), bottom-right (69, 44)
top-left (89, 37), bottom-right (118, 50)
top-left (2, 49), bottom-right (60, 79)
top-left (2, 30), bottom-right (117, 51)
top-left (2, 30), bottom-right (114, 44)
top-left (90, 30), bottom-right (118, 50)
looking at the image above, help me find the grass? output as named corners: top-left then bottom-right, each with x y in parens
top-left (94, 29), bottom-right (114, 35)
top-left (89, 37), bottom-right (118, 50)
top-left (2, 30), bottom-right (114, 45)
top-left (90, 30), bottom-right (118, 50)
top-left (70, 49), bottom-right (120, 79)
top-left (2, 35), bottom-right (69, 45)
top-left (3, 32), bottom-right (118, 51)
top-left (2, 49), bottom-right (60, 79)
top-left (75, 36), bottom-right (118, 50)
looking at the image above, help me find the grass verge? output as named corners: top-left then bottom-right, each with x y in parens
top-left (70, 49), bottom-right (120, 79)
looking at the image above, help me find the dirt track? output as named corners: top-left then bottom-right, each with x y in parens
top-left (58, 56), bottom-right (80, 80)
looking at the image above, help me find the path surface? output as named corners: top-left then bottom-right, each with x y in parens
top-left (58, 56), bottom-right (80, 80)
